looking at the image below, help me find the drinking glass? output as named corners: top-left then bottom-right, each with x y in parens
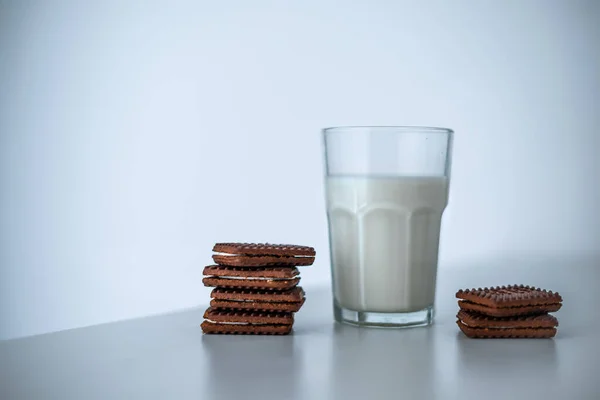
top-left (323, 126), bottom-right (453, 327)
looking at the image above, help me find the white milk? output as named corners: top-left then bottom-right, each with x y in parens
top-left (326, 176), bottom-right (449, 313)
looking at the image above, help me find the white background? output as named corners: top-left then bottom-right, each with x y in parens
top-left (1, 0), bottom-right (599, 340)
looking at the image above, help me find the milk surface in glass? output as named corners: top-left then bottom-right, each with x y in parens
top-left (326, 175), bottom-right (449, 313)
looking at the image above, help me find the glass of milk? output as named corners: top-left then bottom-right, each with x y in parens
top-left (323, 126), bottom-right (453, 327)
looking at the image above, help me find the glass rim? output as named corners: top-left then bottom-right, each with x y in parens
top-left (322, 125), bottom-right (454, 135)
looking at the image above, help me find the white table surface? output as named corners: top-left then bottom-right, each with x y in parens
top-left (1, 259), bottom-right (599, 400)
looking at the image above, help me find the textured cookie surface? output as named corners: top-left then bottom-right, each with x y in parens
top-left (203, 265), bottom-right (299, 279)
top-left (458, 300), bottom-right (561, 317)
top-left (457, 310), bottom-right (558, 328)
top-left (204, 308), bottom-right (294, 325)
top-left (203, 276), bottom-right (300, 290)
top-left (457, 321), bottom-right (557, 338)
top-left (213, 242), bottom-right (316, 257)
top-left (211, 287), bottom-right (305, 302)
top-left (455, 285), bottom-right (562, 307)
top-left (201, 321), bottom-right (292, 335)
top-left (210, 298), bottom-right (305, 312)
top-left (213, 254), bottom-right (315, 267)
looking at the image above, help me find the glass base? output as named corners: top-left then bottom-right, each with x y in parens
top-left (334, 303), bottom-right (434, 328)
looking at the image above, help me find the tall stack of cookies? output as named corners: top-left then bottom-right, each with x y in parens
top-left (201, 243), bottom-right (315, 335)
top-left (455, 284), bottom-right (562, 338)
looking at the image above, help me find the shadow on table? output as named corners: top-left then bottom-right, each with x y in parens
top-left (202, 335), bottom-right (301, 399)
top-left (455, 331), bottom-right (558, 395)
top-left (455, 331), bottom-right (557, 368)
top-left (328, 323), bottom-right (437, 400)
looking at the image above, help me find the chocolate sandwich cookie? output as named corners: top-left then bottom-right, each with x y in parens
top-left (203, 265), bottom-right (300, 279)
top-left (457, 301), bottom-right (561, 317)
top-left (211, 286), bottom-right (306, 302)
top-left (210, 298), bottom-right (305, 312)
top-left (203, 276), bottom-right (300, 290)
top-left (201, 321), bottom-right (292, 335)
top-left (212, 242), bottom-right (315, 267)
top-left (457, 310), bottom-right (558, 338)
top-left (212, 254), bottom-right (314, 267)
top-left (203, 264), bottom-right (301, 290)
top-left (201, 309), bottom-right (294, 335)
top-left (456, 285), bottom-right (562, 317)
top-left (457, 310), bottom-right (558, 329)
top-left (209, 287), bottom-right (306, 312)
top-left (213, 243), bottom-right (316, 257)
top-left (457, 323), bottom-right (557, 338)
top-left (204, 307), bottom-right (294, 325)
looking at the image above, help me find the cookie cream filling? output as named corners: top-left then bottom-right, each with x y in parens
top-left (208, 276), bottom-right (298, 281)
top-left (213, 252), bottom-right (313, 258)
top-left (458, 320), bottom-right (526, 329)
top-left (205, 319), bottom-right (270, 325)
top-left (215, 299), bottom-right (250, 302)
top-left (216, 299), bottom-right (266, 302)
top-left (215, 298), bottom-right (301, 303)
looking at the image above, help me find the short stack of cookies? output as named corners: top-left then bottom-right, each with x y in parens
top-left (201, 243), bottom-right (315, 335)
top-left (455, 284), bottom-right (562, 338)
